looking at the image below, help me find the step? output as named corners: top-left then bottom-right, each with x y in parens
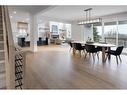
top-left (0, 28), bottom-right (3, 31)
top-left (0, 23), bottom-right (3, 26)
top-left (0, 30), bottom-right (3, 35)
top-left (0, 51), bottom-right (5, 60)
top-left (0, 60), bottom-right (5, 64)
top-left (0, 61), bottom-right (5, 73)
top-left (0, 42), bottom-right (4, 50)
top-left (0, 41), bottom-right (3, 43)
top-left (0, 73), bottom-right (6, 89)
top-left (0, 50), bottom-right (4, 52)
top-left (0, 18), bottom-right (2, 21)
top-left (0, 34), bottom-right (3, 41)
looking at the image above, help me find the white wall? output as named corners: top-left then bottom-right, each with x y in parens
top-left (71, 21), bottom-right (93, 42)
top-left (71, 22), bottom-right (84, 41)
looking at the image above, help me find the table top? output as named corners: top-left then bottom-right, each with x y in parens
top-left (72, 41), bottom-right (116, 47)
top-left (86, 42), bottom-right (116, 47)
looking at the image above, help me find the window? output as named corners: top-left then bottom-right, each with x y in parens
top-left (118, 21), bottom-right (127, 47)
top-left (50, 21), bottom-right (71, 39)
top-left (17, 22), bottom-right (28, 37)
top-left (93, 26), bottom-right (102, 42)
top-left (93, 21), bottom-right (127, 54)
top-left (52, 25), bottom-right (58, 33)
top-left (104, 22), bottom-right (117, 45)
top-left (118, 21), bottom-right (127, 53)
top-left (93, 23), bottom-right (103, 42)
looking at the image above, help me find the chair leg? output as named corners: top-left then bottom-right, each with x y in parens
top-left (118, 55), bottom-right (122, 62)
top-left (92, 53), bottom-right (95, 60)
top-left (83, 50), bottom-right (85, 55)
top-left (85, 52), bottom-right (87, 58)
top-left (105, 53), bottom-right (109, 62)
top-left (116, 56), bottom-right (119, 64)
top-left (96, 52), bottom-right (99, 59)
top-left (79, 50), bottom-right (81, 57)
top-left (89, 53), bottom-right (91, 57)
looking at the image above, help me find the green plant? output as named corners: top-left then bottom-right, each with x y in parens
top-left (93, 26), bottom-right (101, 42)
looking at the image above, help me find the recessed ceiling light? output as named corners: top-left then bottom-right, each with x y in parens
top-left (13, 11), bottom-right (16, 14)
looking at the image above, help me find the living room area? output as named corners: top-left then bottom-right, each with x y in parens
top-left (6, 5), bottom-right (127, 89)
top-left (8, 6), bottom-right (72, 51)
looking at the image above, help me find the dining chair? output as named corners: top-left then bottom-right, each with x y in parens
top-left (105, 46), bottom-right (124, 63)
top-left (85, 44), bottom-right (99, 60)
top-left (96, 46), bottom-right (107, 52)
top-left (73, 43), bottom-right (85, 56)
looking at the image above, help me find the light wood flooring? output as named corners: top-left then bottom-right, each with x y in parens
top-left (25, 44), bottom-right (127, 89)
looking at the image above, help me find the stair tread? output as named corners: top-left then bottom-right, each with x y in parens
top-left (0, 34), bottom-right (3, 36)
top-left (0, 50), bottom-right (4, 52)
top-left (0, 73), bottom-right (6, 89)
top-left (0, 60), bottom-right (5, 64)
top-left (0, 41), bottom-right (4, 43)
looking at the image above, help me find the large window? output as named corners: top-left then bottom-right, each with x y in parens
top-left (104, 22), bottom-right (117, 45)
top-left (118, 21), bottom-right (127, 53)
top-left (95, 26), bottom-right (102, 42)
top-left (118, 21), bottom-right (127, 47)
top-left (94, 21), bottom-right (127, 54)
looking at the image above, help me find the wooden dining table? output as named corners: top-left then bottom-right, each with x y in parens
top-left (72, 41), bottom-right (116, 62)
top-left (85, 42), bottom-right (116, 62)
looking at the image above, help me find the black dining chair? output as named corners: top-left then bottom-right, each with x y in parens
top-left (105, 46), bottom-right (124, 63)
top-left (96, 46), bottom-right (107, 52)
top-left (85, 44), bottom-right (99, 60)
top-left (73, 43), bottom-right (85, 56)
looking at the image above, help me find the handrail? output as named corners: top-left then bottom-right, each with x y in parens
top-left (2, 5), bottom-right (15, 89)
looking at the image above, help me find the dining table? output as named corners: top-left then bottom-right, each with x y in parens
top-left (71, 41), bottom-right (116, 62)
top-left (85, 42), bottom-right (116, 62)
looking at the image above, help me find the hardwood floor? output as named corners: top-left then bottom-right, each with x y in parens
top-left (25, 44), bottom-right (127, 89)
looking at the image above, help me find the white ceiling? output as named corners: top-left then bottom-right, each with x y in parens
top-left (40, 5), bottom-right (127, 22)
top-left (8, 5), bottom-right (51, 15)
top-left (8, 5), bottom-right (127, 22)
top-left (8, 6), bottom-right (52, 23)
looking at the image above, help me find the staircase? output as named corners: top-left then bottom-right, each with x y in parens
top-left (0, 6), bottom-right (26, 89)
top-left (0, 6), bottom-right (6, 89)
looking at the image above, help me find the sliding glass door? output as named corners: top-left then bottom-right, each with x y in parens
top-left (104, 22), bottom-right (117, 45)
top-left (118, 21), bottom-right (127, 54)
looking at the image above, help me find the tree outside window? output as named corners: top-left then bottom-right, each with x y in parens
top-left (93, 26), bottom-right (101, 42)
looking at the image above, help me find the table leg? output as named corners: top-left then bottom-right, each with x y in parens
top-left (102, 47), bottom-right (106, 62)
top-left (73, 48), bottom-right (76, 55)
top-left (108, 47), bottom-right (111, 60)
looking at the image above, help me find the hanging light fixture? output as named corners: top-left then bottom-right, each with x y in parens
top-left (78, 8), bottom-right (102, 25)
